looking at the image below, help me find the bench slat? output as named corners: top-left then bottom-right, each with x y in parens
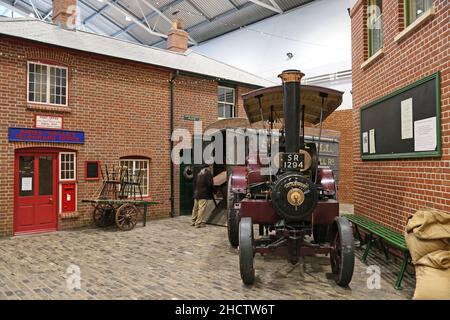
top-left (343, 214), bottom-right (407, 250)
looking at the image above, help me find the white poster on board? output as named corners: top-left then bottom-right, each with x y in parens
top-left (414, 117), bottom-right (437, 152)
top-left (362, 132), bottom-right (369, 153)
top-left (22, 177), bottom-right (32, 191)
top-left (369, 129), bottom-right (376, 154)
top-left (401, 98), bottom-right (413, 139)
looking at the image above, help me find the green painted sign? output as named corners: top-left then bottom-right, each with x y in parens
top-left (184, 115), bottom-right (200, 121)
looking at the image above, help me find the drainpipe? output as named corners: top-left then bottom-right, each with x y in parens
top-left (169, 70), bottom-right (179, 218)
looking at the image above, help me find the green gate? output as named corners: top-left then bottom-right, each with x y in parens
top-left (179, 163), bottom-right (194, 215)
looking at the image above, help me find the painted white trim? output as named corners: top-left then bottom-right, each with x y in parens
top-left (59, 152), bottom-right (77, 182)
top-left (27, 61), bottom-right (68, 107)
top-left (218, 85), bottom-right (236, 118)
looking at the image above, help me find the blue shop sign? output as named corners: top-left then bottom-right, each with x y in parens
top-left (9, 128), bottom-right (85, 144)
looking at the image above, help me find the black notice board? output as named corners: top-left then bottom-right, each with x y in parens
top-left (86, 161), bottom-right (100, 179)
top-left (360, 72), bottom-right (441, 160)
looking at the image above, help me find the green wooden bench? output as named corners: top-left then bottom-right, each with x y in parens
top-left (343, 214), bottom-right (410, 290)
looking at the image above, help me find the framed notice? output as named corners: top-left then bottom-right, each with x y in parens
top-left (35, 115), bottom-right (63, 129)
top-left (360, 72), bottom-right (441, 160)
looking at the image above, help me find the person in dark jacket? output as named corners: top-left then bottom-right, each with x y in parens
top-left (191, 164), bottom-right (214, 228)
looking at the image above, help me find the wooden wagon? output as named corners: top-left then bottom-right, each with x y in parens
top-left (82, 164), bottom-right (158, 231)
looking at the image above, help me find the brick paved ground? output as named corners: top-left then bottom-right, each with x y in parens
top-left (0, 216), bottom-right (414, 300)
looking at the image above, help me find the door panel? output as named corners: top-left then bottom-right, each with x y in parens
top-left (36, 203), bottom-right (54, 224)
top-left (15, 152), bottom-right (58, 234)
top-left (16, 205), bottom-right (34, 226)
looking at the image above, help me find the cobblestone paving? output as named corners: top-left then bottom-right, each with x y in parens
top-left (0, 216), bottom-right (414, 300)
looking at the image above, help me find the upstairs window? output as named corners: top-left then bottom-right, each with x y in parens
top-left (28, 62), bottom-right (68, 106)
top-left (405, 0), bottom-right (433, 26)
top-left (367, 0), bottom-right (383, 57)
top-left (218, 86), bottom-right (236, 119)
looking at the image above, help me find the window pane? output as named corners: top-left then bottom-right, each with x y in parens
top-left (19, 156), bottom-right (34, 197)
top-left (39, 156), bottom-right (53, 196)
top-left (368, 0), bottom-right (382, 56)
top-left (218, 103), bottom-right (225, 118)
top-left (60, 153), bottom-right (75, 180)
top-left (119, 159), bottom-right (149, 196)
top-left (225, 88), bottom-right (234, 104)
top-left (225, 105), bottom-right (234, 118)
top-left (409, 0), bottom-right (432, 24)
top-left (218, 87), bottom-right (225, 102)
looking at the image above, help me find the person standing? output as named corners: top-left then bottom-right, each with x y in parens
top-left (191, 164), bottom-right (214, 228)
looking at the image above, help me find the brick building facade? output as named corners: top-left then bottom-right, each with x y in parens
top-left (0, 3), bottom-right (356, 237)
top-left (350, 0), bottom-right (449, 232)
top-left (0, 16), bottom-right (271, 236)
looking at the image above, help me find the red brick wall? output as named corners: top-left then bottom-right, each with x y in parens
top-left (0, 36), bottom-right (254, 236)
top-left (351, 0), bottom-right (449, 232)
top-left (322, 109), bottom-right (354, 204)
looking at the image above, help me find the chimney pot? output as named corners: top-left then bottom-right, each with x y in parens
top-left (167, 19), bottom-right (189, 53)
top-left (52, 0), bottom-right (78, 30)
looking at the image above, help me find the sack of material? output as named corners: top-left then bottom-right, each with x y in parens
top-left (416, 249), bottom-right (450, 269)
top-left (413, 250), bottom-right (450, 300)
top-left (405, 233), bottom-right (449, 263)
top-left (406, 209), bottom-right (450, 300)
top-left (405, 208), bottom-right (450, 240)
top-left (405, 208), bottom-right (450, 262)
top-left (413, 266), bottom-right (450, 300)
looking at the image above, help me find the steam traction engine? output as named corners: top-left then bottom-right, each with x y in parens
top-left (227, 70), bottom-right (355, 286)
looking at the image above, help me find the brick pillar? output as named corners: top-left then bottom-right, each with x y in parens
top-left (166, 20), bottom-right (189, 53)
top-left (52, 0), bottom-right (78, 29)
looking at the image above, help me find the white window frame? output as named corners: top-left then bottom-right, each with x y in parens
top-left (59, 152), bottom-right (77, 182)
top-left (27, 61), bottom-right (68, 106)
top-left (119, 159), bottom-right (150, 197)
top-left (218, 85), bottom-right (236, 119)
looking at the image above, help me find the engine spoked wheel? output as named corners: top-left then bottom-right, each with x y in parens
top-left (93, 203), bottom-right (115, 227)
top-left (227, 175), bottom-right (240, 247)
top-left (115, 203), bottom-right (139, 231)
top-left (239, 217), bottom-right (255, 285)
top-left (330, 216), bottom-right (355, 287)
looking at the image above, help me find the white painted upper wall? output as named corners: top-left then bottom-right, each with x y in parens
top-left (195, 0), bottom-right (354, 109)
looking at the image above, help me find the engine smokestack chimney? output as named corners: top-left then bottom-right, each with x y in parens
top-left (278, 69), bottom-right (305, 154)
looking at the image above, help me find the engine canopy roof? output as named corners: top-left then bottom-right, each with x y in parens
top-left (242, 85), bottom-right (343, 125)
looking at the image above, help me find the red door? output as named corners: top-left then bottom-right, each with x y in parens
top-left (14, 151), bottom-right (58, 234)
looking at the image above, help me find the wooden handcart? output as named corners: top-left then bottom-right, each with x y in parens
top-left (82, 164), bottom-right (158, 231)
top-left (82, 198), bottom-right (158, 230)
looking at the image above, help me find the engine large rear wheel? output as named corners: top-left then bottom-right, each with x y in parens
top-left (330, 216), bottom-right (355, 287)
top-left (227, 175), bottom-right (240, 247)
top-left (239, 217), bottom-right (255, 285)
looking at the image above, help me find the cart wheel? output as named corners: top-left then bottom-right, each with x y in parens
top-left (239, 217), bottom-right (255, 285)
top-left (227, 175), bottom-right (240, 248)
top-left (116, 203), bottom-right (139, 231)
top-left (330, 216), bottom-right (355, 287)
top-left (93, 204), bottom-right (115, 227)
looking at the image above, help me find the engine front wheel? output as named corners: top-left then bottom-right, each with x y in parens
top-left (239, 217), bottom-right (255, 285)
top-left (330, 216), bottom-right (355, 287)
top-left (227, 175), bottom-right (240, 247)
